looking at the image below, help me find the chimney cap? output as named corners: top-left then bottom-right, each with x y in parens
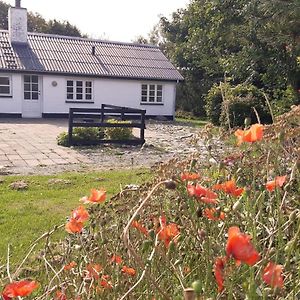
top-left (15, 0), bottom-right (21, 8)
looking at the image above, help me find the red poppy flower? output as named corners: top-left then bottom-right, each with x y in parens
top-left (65, 218), bottom-right (84, 234)
top-left (111, 254), bottom-right (123, 265)
top-left (64, 261), bottom-right (77, 271)
top-left (85, 264), bottom-right (102, 279)
top-left (235, 124), bottom-right (264, 146)
top-left (266, 175), bottom-right (287, 192)
top-left (131, 220), bottom-right (148, 236)
top-left (226, 227), bottom-right (260, 266)
top-left (180, 173), bottom-right (200, 181)
top-left (204, 208), bottom-right (225, 221)
top-left (213, 180), bottom-right (244, 197)
top-left (187, 184), bottom-right (218, 204)
top-left (81, 189), bottom-right (106, 204)
top-left (121, 266), bottom-right (136, 276)
top-left (2, 280), bottom-right (38, 299)
top-left (71, 206), bottom-right (89, 223)
top-left (262, 262), bottom-right (284, 288)
top-left (157, 216), bottom-right (180, 247)
top-left (214, 256), bottom-right (227, 292)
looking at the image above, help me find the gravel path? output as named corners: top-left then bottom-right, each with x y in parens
top-left (0, 120), bottom-right (204, 176)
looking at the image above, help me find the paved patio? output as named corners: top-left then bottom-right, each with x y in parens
top-left (0, 119), bottom-right (91, 168)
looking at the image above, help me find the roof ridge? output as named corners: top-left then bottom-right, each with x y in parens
top-left (0, 29), bottom-right (158, 49)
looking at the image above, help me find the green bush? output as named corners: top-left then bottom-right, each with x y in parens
top-left (205, 83), bottom-right (225, 126)
top-left (206, 83), bottom-right (272, 127)
top-left (57, 127), bottom-right (104, 147)
top-left (105, 119), bottom-right (133, 140)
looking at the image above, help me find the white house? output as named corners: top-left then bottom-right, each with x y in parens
top-left (0, 1), bottom-right (183, 119)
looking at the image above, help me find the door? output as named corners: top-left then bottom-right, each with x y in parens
top-left (22, 75), bottom-right (42, 118)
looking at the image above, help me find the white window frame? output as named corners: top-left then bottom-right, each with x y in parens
top-left (141, 83), bottom-right (163, 104)
top-left (0, 75), bottom-right (12, 97)
top-left (66, 79), bottom-right (93, 102)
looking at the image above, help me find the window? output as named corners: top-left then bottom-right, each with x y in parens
top-left (141, 84), bottom-right (163, 103)
top-left (0, 76), bottom-right (11, 96)
top-left (67, 80), bottom-right (93, 101)
top-left (24, 75), bottom-right (39, 100)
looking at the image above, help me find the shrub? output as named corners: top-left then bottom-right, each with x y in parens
top-left (105, 119), bottom-right (133, 140)
top-left (206, 83), bottom-right (272, 127)
top-left (57, 127), bottom-right (104, 146)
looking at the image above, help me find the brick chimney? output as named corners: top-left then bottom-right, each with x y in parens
top-left (8, 0), bottom-right (28, 44)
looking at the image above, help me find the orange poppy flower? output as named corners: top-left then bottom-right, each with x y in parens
top-left (65, 218), bottom-right (84, 234)
top-left (180, 173), bottom-right (200, 181)
top-left (187, 184), bottom-right (218, 204)
top-left (262, 262), bottom-right (284, 288)
top-left (81, 188), bottom-right (106, 204)
top-left (54, 291), bottom-right (67, 300)
top-left (64, 261), bottom-right (77, 271)
top-left (213, 180), bottom-right (244, 197)
top-left (121, 266), bottom-right (136, 276)
top-left (157, 216), bottom-right (180, 247)
top-left (100, 275), bottom-right (113, 289)
top-left (131, 220), bottom-right (148, 236)
top-left (86, 263), bottom-right (102, 279)
top-left (266, 175), bottom-right (287, 192)
top-left (204, 208), bottom-right (225, 221)
top-left (214, 256), bottom-right (227, 292)
top-left (2, 280), bottom-right (38, 299)
top-left (235, 124), bottom-right (264, 146)
top-left (111, 254), bottom-right (123, 265)
top-left (226, 226), bottom-right (260, 266)
top-left (71, 206), bottom-right (89, 223)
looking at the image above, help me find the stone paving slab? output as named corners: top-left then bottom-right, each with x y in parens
top-left (0, 118), bottom-right (91, 170)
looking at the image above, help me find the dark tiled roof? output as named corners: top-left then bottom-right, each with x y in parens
top-left (0, 30), bottom-right (183, 81)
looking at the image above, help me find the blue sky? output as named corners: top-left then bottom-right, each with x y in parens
top-left (4, 0), bottom-right (189, 42)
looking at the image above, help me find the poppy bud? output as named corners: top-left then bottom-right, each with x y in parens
top-left (191, 280), bottom-right (202, 295)
top-left (148, 229), bottom-right (156, 240)
top-left (244, 117), bottom-right (251, 127)
top-left (164, 180), bottom-right (177, 190)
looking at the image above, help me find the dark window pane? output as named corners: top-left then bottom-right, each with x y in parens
top-left (141, 91), bottom-right (147, 96)
top-left (67, 93), bottom-right (73, 99)
top-left (32, 92), bottom-right (38, 100)
top-left (24, 75), bottom-right (30, 83)
top-left (32, 84), bottom-right (38, 91)
top-left (86, 81), bottom-right (92, 88)
top-left (67, 80), bottom-right (73, 86)
top-left (24, 92), bottom-right (31, 99)
top-left (76, 81), bottom-right (83, 87)
top-left (142, 84), bottom-right (147, 90)
top-left (76, 87), bottom-right (83, 93)
top-left (86, 88), bottom-right (92, 94)
top-left (0, 77), bottom-right (9, 85)
top-left (149, 96), bottom-right (155, 102)
top-left (141, 96), bottom-right (147, 102)
top-left (32, 76), bottom-right (38, 83)
top-left (67, 87), bottom-right (73, 93)
top-left (149, 85), bottom-right (155, 90)
top-left (149, 91), bottom-right (155, 96)
top-left (157, 85), bottom-right (162, 91)
top-left (76, 94), bottom-right (83, 100)
top-left (157, 96), bottom-right (162, 102)
top-left (157, 91), bottom-right (162, 97)
top-left (86, 94), bottom-right (92, 100)
top-left (0, 86), bottom-right (10, 94)
top-left (24, 83), bottom-right (30, 91)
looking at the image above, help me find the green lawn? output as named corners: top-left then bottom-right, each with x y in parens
top-left (175, 117), bottom-right (208, 127)
top-left (0, 169), bottom-right (150, 264)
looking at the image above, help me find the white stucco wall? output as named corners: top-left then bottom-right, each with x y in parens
top-left (0, 74), bottom-right (177, 117)
top-left (0, 73), bottom-right (22, 114)
top-left (42, 75), bottom-right (177, 117)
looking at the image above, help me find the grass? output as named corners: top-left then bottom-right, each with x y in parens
top-left (175, 116), bottom-right (208, 127)
top-left (0, 168), bottom-right (150, 264)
